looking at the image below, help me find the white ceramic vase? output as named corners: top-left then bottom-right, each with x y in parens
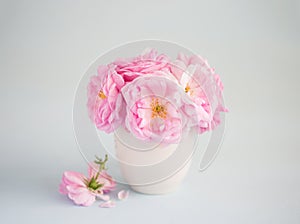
top-left (115, 127), bottom-right (196, 194)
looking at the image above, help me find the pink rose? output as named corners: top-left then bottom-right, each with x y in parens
top-left (121, 76), bottom-right (202, 143)
top-left (87, 65), bottom-right (125, 133)
top-left (170, 53), bottom-right (227, 133)
top-left (59, 155), bottom-right (116, 207)
top-left (59, 168), bottom-right (115, 206)
top-left (114, 49), bottom-right (171, 82)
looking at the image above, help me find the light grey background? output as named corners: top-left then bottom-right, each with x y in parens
top-left (0, 0), bottom-right (299, 223)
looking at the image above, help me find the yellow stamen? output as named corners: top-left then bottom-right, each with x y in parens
top-left (98, 90), bottom-right (106, 99)
top-left (185, 84), bottom-right (191, 93)
top-left (151, 98), bottom-right (167, 119)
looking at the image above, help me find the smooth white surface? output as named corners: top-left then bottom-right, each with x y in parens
top-left (0, 0), bottom-right (299, 223)
top-left (115, 127), bottom-right (193, 194)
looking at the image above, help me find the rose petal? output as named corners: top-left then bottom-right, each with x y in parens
top-left (118, 190), bottom-right (129, 200)
top-left (66, 185), bottom-right (88, 194)
top-left (83, 194), bottom-right (97, 206)
top-left (68, 191), bottom-right (95, 207)
top-left (99, 200), bottom-right (116, 208)
top-left (97, 194), bottom-right (110, 201)
top-left (59, 182), bottom-right (68, 195)
top-left (63, 171), bottom-right (85, 187)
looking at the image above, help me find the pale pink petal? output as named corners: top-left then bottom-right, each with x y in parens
top-left (97, 194), bottom-right (110, 201)
top-left (68, 190), bottom-right (95, 207)
top-left (114, 49), bottom-right (171, 83)
top-left (83, 194), bottom-right (97, 206)
top-left (97, 171), bottom-right (116, 193)
top-left (59, 182), bottom-right (68, 195)
top-left (66, 185), bottom-right (88, 194)
top-left (214, 74), bottom-right (224, 91)
top-left (99, 200), bottom-right (116, 208)
top-left (63, 171), bottom-right (85, 187)
top-left (118, 190), bottom-right (129, 200)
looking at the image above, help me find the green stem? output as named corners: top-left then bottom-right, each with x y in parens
top-left (94, 154), bottom-right (108, 175)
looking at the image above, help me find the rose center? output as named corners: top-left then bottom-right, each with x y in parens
top-left (151, 98), bottom-right (167, 119)
top-left (185, 84), bottom-right (191, 93)
top-left (98, 90), bottom-right (106, 99)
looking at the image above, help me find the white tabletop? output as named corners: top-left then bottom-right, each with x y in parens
top-left (0, 0), bottom-right (299, 223)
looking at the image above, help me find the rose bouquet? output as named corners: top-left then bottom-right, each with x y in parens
top-left (87, 49), bottom-right (227, 143)
top-left (60, 47), bottom-right (227, 205)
